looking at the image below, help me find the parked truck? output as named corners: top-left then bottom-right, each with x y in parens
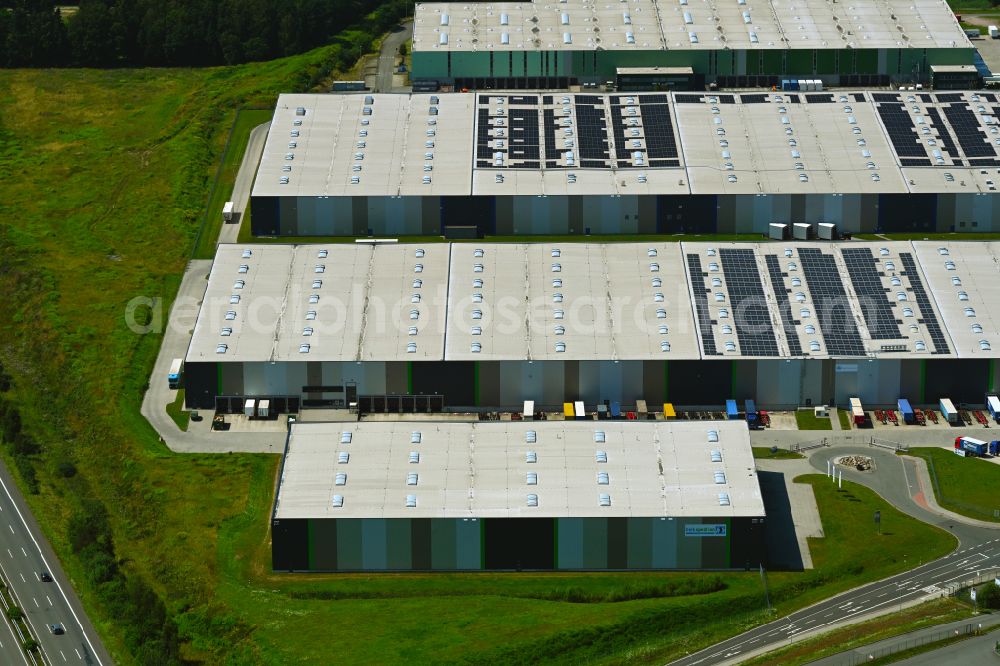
top-left (222, 201), bottom-right (235, 222)
top-left (990, 440), bottom-right (1000, 456)
top-left (726, 399), bottom-right (739, 420)
top-left (987, 395), bottom-right (1000, 423)
top-left (849, 397), bottom-right (866, 426)
top-left (167, 358), bottom-right (183, 389)
top-left (955, 436), bottom-right (989, 457)
top-left (940, 398), bottom-right (959, 424)
top-left (745, 399), bottom-right (761, 430)
top-left (897, 398), bottom-right (915, 425)
top-left (990, 25), bottom-right (1000, 39)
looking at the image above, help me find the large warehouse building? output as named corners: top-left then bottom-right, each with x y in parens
top-left (185, 240), bottom-right (1000, 413)
top-left (271, 420), bottom-right (765, 571)
top-left (409, 0), bottom-right (972, 89)
top-left (252, 91), bottom-right (1000, 238)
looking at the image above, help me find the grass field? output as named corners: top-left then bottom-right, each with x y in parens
top-left (838, 409), bottom-right (852, 430)
top-left (0, 56), bottom-right (962, 666)
top-left (796, 409), bottom-right (834, 430)
top-left (905, 447), bottom-right (1000, 522)
top-left (165, 388), bottom-right (189, 432)
top-left (752, 447), bottom-right (805, 460)
top-left (193, 108), bottom-right (274, 259)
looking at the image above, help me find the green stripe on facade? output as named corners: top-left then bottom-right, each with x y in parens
top-left (474, 361), bottom-right (480, 406)
top-left (407, 362), bottom-right (413, 394)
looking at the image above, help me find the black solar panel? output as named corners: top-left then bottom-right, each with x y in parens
top-left (936, 93), bottom-right (964, 103)
top-left (900, 158), bottom-right (932, 167)
top-left (508, 108), bottom-right (539, 163)
top-left (853, 94), bottom-right (867, 103)
top-left (640, 100), bottom-right (679, 160)
top-left (872, 93), bottom-right (901, 103)
top-left (919, 94), bottom-right (933, 103)
top-left (786, 94), bottom-right (800, 103)
top-left (675, 94), bottom-right (704, 104)
top-left (840, 248), bottom-right (902, 340)
top-left (876, 102), bottom-right (925, 158)
top-left (764, 255), bottom-right (803, 356)
top-left (717, 94), bottom-right (736, 104)
top-left (719, 249), bottom-right (779, 357)
top-left (983, 94), bottom-right (997, 103)
top-left (686, 254), bottom-right (719, 356)
top-left (944, 103), bottom-right (996, 158)
top-left (899, 253), bottom-right (950, 354)
top-left (575, 102), bottom-right (609, 163)
top-left (543, 108), bottom-right (557, 163)
top-left (924, 107), bottom-right (958, 157)
top-left (740, 94), bottom-right (769, 104)
top-left (806, 94), bottom-right (835, 103)
top-left (797, 249), bottom-right (867, 356)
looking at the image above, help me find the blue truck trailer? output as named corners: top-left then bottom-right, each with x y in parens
top-left (745, 399), bottom-right (761, 430)
top-left (897, 398), bottom-right (915, 424)
top-left (955, 436), bottom-right (989, 457)
top-left (726, 399), bottom-right (739, 420)
top-left (987, 395), bottom-right (1000, 423)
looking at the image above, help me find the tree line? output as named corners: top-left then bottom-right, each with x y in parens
top-left (0, 0), bottom-right (408, 68)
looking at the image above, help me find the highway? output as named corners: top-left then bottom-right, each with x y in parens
top-left (0, 463), bottom-right (110, 665)
top-left (670, 446), bottom-right (1000, 666)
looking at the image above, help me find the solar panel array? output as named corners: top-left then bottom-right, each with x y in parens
top-left (840, 248), bottom-right (903, 340)
top-left (797, 249), bottom-right (867, 356)
top-left (943, 103), bottom-right (996, 158)
top-left (875, 102), bottom-right (926, 159)
top-left (899, 253), bottom-right (951, 354)
top-left (474, 94), bottom-right (682, 171)
top-left (764, 255), bottom-right (803, 356)
top-left (686, 254), bottom-right (719, 356)
top-left (718, 249), bottom-right (779, 356)
top-left (805, 94), bottom-right (835, 103)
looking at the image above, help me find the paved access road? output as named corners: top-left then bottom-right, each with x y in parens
top-left (896, 625), bottom-right (1000, 665)
top-left (670, 446), bottom-right (1000, 666)
top-left (0, 463), bottom-right (110, 665)
top-left (217, 120), bottom-right (269, 246)
top-left (374, 23), bottom-right (412, 93)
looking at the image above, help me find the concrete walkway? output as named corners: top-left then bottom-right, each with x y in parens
top-left (373, 22), bottom-right (412, 93)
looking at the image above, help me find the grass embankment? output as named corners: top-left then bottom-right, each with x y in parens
top-left (0, 57), bottom-right (960, 666)
top-left (752, 447), bottom-right (805, 460)
top-left (853, 232), bottom-right (1000, 241)
top-left (165, 389), bottom-right (189, 432)
top-left (193, 108), bottom-right (274, 259)
top-left (796, 409), bottom-right (834, 430)
top-left (740, 598), bottom-right (974, 666)
top-left (838, 409), bottom-right (852, 430)
top-left (906, 447), bottom-right (1000, 522)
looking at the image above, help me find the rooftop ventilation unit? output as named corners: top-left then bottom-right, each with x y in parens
top-left (470, 342), bottom-right (482, 353)
top-left (526, 472), bottom-right (538, 485)
top-left (718, 493), bottom-right (730, 506)
top-left (526, 430), bottom-right (537, 443)
top-left (599, 494), bottom-right (612, 507)
top-left (595, 450), bottom-right (608, 463)
top-left (411, 431), bottom-right (422, 444)
top-left (526, 451), bottom-right (537, 463)
top-left (597, 471), bottom-right (610, 485)
top-left (409, 451), bottom-right (420, 464)
top-left (338, 452), bottom-right (350, 464)
top-left (555, 342), bottom-right (566, 353)
top-left (335, 472), bottom-right (347, 486)
top-left (713, 471), bottom-right (727, 484)
top-left (405, 495), bottom-right (417, 508)
top-left (407, 472), bottom-right (419, 486)
top-left (710, 450), bottom-right (723, 463)
top-left (406, 342), bottom-right (417, 353)
top-left (332, 495), bottom-right (344, 508)
top-left (527, 494), bottom-right (539, 507)
top-left (216, 343), bottom-right (228, 354)
top-left (554, 325), bottom-right (566, 335)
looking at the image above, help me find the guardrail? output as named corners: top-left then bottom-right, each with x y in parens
top-left (0, 564), bottom-right (44, 665)
top-left (791, 438), bottom-right (829, 453)
top-left (870, 437), bottom-right (908, 452)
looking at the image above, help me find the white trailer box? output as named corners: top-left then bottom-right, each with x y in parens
top-left (814, 79), bottom-right (824, 91)
top-left (817, 222), bottom-right (837, 240)
top-left (257, 399), bottom-right (270, 419)
top-left (222, 201), bottom-right (235, 222)
top-left (244, 399), bottom-right (256, 417)
top-left (793, 223), bottom-right (812, 240)
top-left (574, 400), bottom-right (585, 420)
top-left (769, 223), bottom-right (788, 240)
top-left (939, 398), bottom-right (959, 424)
top-left (990, 25), bottom-right (999, 38)
top-left (523, 400), bottom-right (535, 421)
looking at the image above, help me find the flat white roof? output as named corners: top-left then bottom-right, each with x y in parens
top-left (256, 92), bottom-right (1000, 199)
top-left (190, 240), bottom-right (1000, 362)
top-left (412, 0), bottom-right (968, 52)
top-left (274, 420), bottom-right (764, 519)
top-left (187, 244), bottom-right (449, 363)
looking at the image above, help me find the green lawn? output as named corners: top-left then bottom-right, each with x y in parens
top-left (853, 232), bottom-right (1000, 241)
top-left (796, 409), bottom-right (834, 430)
top-left (165, 388), bottom-right (189, 432)
top-left (838, 409), bottom-right (852, 430)
top-left (752, 447), bottom-right (805, 460)
top-left (193, 108), bottom-right (274, 259)
top-left (905, 448), bottom-right (1000, 522)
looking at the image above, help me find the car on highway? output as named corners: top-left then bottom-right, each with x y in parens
top-left (48, 623), bottom-right (64, 635)
top-left (39, 571), bottom-right (52, 582)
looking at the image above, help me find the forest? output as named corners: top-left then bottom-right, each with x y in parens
top-left (0, 0), bottom-right (405, 67)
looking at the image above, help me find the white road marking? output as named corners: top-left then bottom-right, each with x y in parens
top-left (20, 547), bottom-right (25, 557)
top-left (32, 597), bottom-right (38, 608)
top-left (33, 572), bottom-right (38, 581)
top-left (18, 573), bottom-right (23, 583)
top-left (74, 649), bottom-right (81, 660)
top-left (0, 475), bottom-right (105, 665)
top-left (5, 550), bottom-right (9, 559)
top-left (7, 525), bottom-right (13, 534)
top-left (46, 596), bottom-right (52, 607)
top-left (60, 650), bottom-right (66, 662)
